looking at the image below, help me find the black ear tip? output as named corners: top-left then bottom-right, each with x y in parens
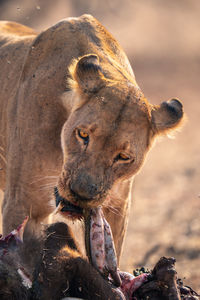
top-left (170, 98), bottom-right (183, 110)
top-left (161, 98), bottom-right (183, 119)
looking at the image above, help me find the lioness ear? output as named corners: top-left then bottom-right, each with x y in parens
top-left (151, 98), bottom-right (184, 135)
top-left (71, 54), bottom-right (105, 93)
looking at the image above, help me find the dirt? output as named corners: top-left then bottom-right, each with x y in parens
top-left (0, 0), bottom-right (199, 293)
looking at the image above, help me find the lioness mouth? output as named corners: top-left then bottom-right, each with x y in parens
top-left (54, 187), bottom-right (83, 218)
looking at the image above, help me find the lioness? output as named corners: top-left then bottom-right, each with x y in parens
top-left (0, 15), bottom-right (183, 260)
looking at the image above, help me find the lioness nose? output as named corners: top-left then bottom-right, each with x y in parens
top-left (70, 173), bottom-right (101, 201)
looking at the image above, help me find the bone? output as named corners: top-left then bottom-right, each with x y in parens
top-left (103, 214), bottom-right (121, 287)
top-left (85, 207), bottom-right (149, 295)
top-left (89, 207), bottom-right (106, 273)
top-left (85, 207), bottom-right (121, 287)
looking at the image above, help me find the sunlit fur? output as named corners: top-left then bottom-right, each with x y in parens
top-left (0, 15), bottom-right (184, 261)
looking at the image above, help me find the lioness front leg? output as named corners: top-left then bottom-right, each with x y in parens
top-left (2, 115), bottom-right (64, 236)
top-left (103, 179), bottom-right (132, 261)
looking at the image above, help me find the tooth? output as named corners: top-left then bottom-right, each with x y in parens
top-left (17, 268), bottom-right (32, 289)
top-left (53, 202), bottom-right (64, 215)
top-left (14, 216), bottom-right (29, 242)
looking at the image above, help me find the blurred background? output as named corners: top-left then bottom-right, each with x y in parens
top-left (0, 0), bottom-right (199, 291)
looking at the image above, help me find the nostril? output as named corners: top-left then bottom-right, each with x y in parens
top-left (90, 183), bottom-right (98, 194)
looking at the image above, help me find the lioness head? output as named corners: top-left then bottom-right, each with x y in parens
top-left (57, 54), bottom-right (183, 210)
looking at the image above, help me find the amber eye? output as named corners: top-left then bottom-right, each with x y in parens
top-left (115, 153), bottom-right (130, 162)
top-left (119, 153), bottom-right (130, 160)
top-left (78, 129), bottom-right (89, 145)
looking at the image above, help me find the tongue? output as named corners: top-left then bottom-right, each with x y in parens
top-left (84, 207), bottom-right (121, 287)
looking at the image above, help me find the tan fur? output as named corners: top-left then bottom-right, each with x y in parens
top-left (0, 15), bottom-right (184, 261)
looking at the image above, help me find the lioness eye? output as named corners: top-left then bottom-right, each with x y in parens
top-left (78, 129), bottom-right (89, 145)
top-left (115, 153), bottom-right (130, 161)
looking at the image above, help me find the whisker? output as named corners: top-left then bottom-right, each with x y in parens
top-left (103, 203), bottom-right (123, 217)
top-left (41, 168), bottom-right (60, 173)
top-left (29, 176), bottom-right (58, 185)
top-left (0, 152), bottom-right (6, 163)
top-left (37, 187), bottom-right (54, 192)
top-left (37, 184), bottom-right (56, 191)
top-left (38, 182), bottom-right (57, 187)
top-left (109, 207), bottom-right (123, 217)
top-left (104, 198), bottom-right (122, 210)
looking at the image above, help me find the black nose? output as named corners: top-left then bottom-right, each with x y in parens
top-left (70, 173), bottom-right (101, 201)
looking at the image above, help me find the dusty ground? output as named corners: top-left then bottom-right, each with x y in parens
top-left (0, 0), bottom-right (199, 293)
